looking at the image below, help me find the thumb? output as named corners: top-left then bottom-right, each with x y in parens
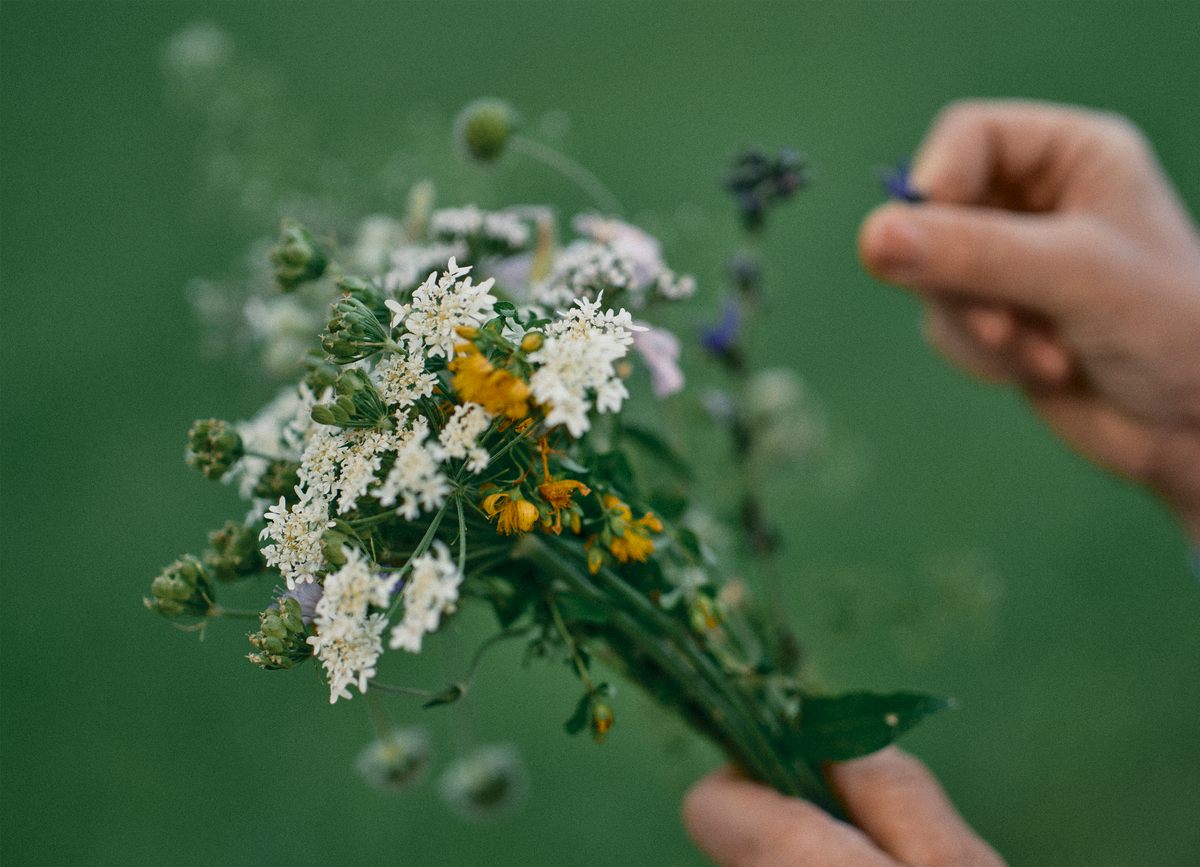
top-left (859, 202), bottom-right (1109, 316)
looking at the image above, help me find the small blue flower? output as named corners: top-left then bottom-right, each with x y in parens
top-left (701, 302), bottom-right (743, 356)
top-left (879, 160), bottom-right (925, 204)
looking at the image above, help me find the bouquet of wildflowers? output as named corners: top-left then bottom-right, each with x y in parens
top-left (148, 97), bottom-right (948, 815)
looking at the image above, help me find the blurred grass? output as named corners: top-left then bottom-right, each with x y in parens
top-left (2, 2), bottom-right (1199, 865)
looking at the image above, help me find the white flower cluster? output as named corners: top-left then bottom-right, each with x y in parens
top-left (260, 496), bottom-right (335, 589)
top-left (434, 402), bottom-right (492, 472)
top-left (385, 259), bottom-right (497, 359)
top-left (431, 205), bottom-right (532, 250)
top-left (374, 419), bottom-right (451, 520)
top-left (531, 216), bottom-right (695, 309)
top-left (372, 346), bottom-right (438, 412)
top-left (307, 547), bottom-right (399, 703)
top-left (528, 295), bottom-right (642, 437)
top-left (390, 542), bottom-right (463, 653)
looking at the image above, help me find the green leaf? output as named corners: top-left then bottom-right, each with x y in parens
top-left (792, 691), bottom-right (954, 762)
top-left (422, 682), bottom-right (467, 709)
top-left (493, 300), bottom-right (518, 317)
top-left (621, 424), bottom-right (693, 479)
top-left (563, 692), bottom-right (592, 736)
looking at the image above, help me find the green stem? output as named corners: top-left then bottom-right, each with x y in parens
top-left (207, 605), bottom-right (261, 620)
top-left (510, 135), bottom-right (624, 216)
top-left (385, 503), bottom-right (448, 618)
top-left (514, 535), bottom-right (797, 795)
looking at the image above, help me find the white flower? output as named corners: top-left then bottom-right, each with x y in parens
top-left (527, 295), bottom-right (643, 436)
top-left (334, 430), bottom-right (392, 515)
top-left (231, 385), bottom-right (325, 499)
top-left (372, 348), bottom-right (437, 410)
top-left (434, 402), bottom-right (492, 472)
top-left (307, 547), bottom-right (399, 703)
top-left (531, 216), bottom-right (696, 308)
top-left (390, 541), bottom-right (463, 653)
top-left (431, 206), bottom-right (532, 250)
top-left (391, 258), bottom-right (497, 359)
top-left (374, 419), bottom-right (449, 519)
top-left (351, 215), bottom-right (406, 274)
top-left (260, 496), bottom-right (334, 589)
top-left (297, 426), bottom-right (345, 504)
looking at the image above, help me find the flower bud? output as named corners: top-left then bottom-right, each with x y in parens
top-left (590, 702), bottom-right (614, 743)
top-left (145, 555), bottom-right (214, 620)
top-left (322, 291), bottom-right (390, 364)
top-left (185, 418), bottom-right (244, 480)
top-left (270, 219), bottom-right (327, 292)
top-left (204, 520), bottom-right (265, 582)
top-left (251, 459), bottom-right (301, 501)
top-left (311, 369), bottom-right (391, 430)
top-left (519, 332), bottom-right (543, 353)
top-left (356, 728), bottom-right (432, 794)
top-left (247, 596), bottom-right (313, 670)
top-left (303, 352), bottom-right (340, 391)
top-left (438, 745), bottom-right (526, 820)
top-left (454, 98), bottom-right (516, 164)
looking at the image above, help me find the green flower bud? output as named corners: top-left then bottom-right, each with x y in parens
top-left (454, 98), bottom-right (516, 164)
top-left (303, 351), bottom-right (340, 391)
top-left (203, 520), bottom-right (265, 582)
top-left (438, 745), bottom-right (526, 820)
top-left (311, 369), bottom-right (392, 430)
top-left (251, 459), bottom-right (300, 501)
top-left (185, 418), bottom-right (244, 480)
top-left (322, 289), bottom-right (390, 364)
top-left (270, 219), bottom-right (327, 292)
top-left (247, 597), bottom-right (313, 670)
top-left (145, 555), bottom-right (215, 620)
top-left (356, 728), bottom-right (432, 794)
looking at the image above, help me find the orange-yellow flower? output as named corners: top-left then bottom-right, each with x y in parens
top-left (537, 478), bottom-right (590, 535)
top-left (482, 491), bottom-right (539, 535)
top-left (449, 344), bottom-right (531, 420)
top-left (601, 494), bottom-right (661, 564)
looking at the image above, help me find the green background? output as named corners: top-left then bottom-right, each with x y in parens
top-left (3, 2), bottom-right (1199, 864)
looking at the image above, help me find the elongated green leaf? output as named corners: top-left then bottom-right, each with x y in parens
top-left (792, 691), bottom-right (954, 761)
top-left (563, 692), bottom-right (591, 736)
top-left (422, 682), bottom-right (467, 709)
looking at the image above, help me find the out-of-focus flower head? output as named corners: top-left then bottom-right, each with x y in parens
top-left (356, 728), bottom-right (433, 794)
top-left (438, 744), bottom-right (527, 820)
top-left (454, 99), bottom-right (518, 164)
top-left (724, 147), bottom-right (812, 230)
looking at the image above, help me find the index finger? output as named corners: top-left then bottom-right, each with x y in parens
top-left (911, 99), bottom-right (1147, 212)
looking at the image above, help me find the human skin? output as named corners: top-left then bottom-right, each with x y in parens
top-left (683, 101), bottom-right (1200, 865)
top-left (861, 100), bottom-right (1200, 544)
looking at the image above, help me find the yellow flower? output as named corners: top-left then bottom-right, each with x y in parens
top-left (601, 495), bottom-right (661, 564)
top-left (537, 478), bottom-right (590, 535)
top-left (449, 345), bottom-right (531, 420)
top-left (482, 491), bottom-right (539, 536)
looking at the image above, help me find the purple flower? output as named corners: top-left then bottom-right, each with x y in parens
top-left (632, 324), bottom-right (685, 397)
top-left (880, 160), bottom-right (925, 204)
top-left (281, 580), bottom-right (323, 625)
top-left (701, 302), bottom-right (742, 356)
